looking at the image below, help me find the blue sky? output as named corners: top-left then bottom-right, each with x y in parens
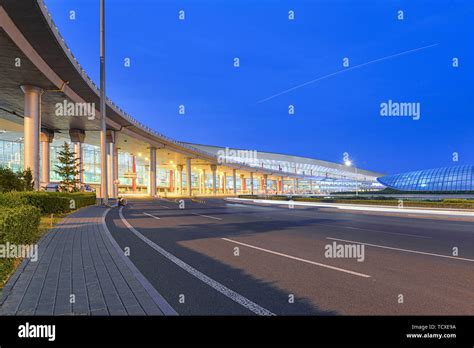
top-left (44, 0), bottom-right (474, 174)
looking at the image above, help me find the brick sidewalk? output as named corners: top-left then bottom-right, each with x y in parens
top-left (0, 206), bottom-right (175, 316)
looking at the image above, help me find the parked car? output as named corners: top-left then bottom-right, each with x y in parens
top-left (81, 184), bottom-right (95, 192)
top-left (44, 183), bottom-right (60, 192)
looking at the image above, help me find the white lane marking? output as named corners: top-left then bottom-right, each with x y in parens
top-left (191, 213), bottom-right (222, 220)
top-left (118, 207), bottom-right (274, 316)
top-left (158, 205), bottom-right (171, 209)
top-left (143, 212), bottom-right (161, 220)
top-left (316, 223), bottom-right (431, 239)
top-left (226, 203), bottom-right (277, 210)
top-left (327, 237), bottom-right (474, 262)
top-left (221, 238), bottom-right (371, 278)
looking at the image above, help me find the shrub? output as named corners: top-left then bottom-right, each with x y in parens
top-left (45, 192), bottom-right (96, 209)
top-left (0, 167), bottom-right (23, 192)
top-left (0, 192), bottom-right (23, 207)
top-left (0, 205), bottom-right (41, 288)
top-left (0, 192), bottom-right (96, 214)
top-left (21, 192), bottom-right (71, 214)
top-left (442, 199), bottom-right (473, 203)
top-left (0, 192), bottom-right (70, 214)
top-left (0, 167), bottom-right (36, 192)
top-left (0, 205), bottom-right (41, 245)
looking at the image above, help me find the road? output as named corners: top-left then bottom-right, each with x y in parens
top-left (105, 198), bottom-right (474, 315)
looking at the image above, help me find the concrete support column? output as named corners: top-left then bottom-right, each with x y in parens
top-left (198, 171), bottom-right (203, 194)
top-left (211, 165), bottom-right (217, 195)
top-left (169, 170), bottom-right (174, 193)
top-left (113, 147), bottom-right (119, 196)
top-left (294, 178), bottom-right (298, 194)
top-left (21, 85), bottom-right (42, 190)
top-left (107, 143), bottom-right (115, 197)
top-left (40, 129), bottom-right (54, 187)
top-left (232, 169), bottom-right (237, 195)
top-left (250, 172), bottom-right (254, 195)
top-left (177, 164), bottom-right (183, 195)
top-left (240, 174), bottom-right (246, 193)
top-left (74, 142), bottom-right (82, 184)
top-left (149, 147), bottom-right (157, 197)
top-left (106, 130), bottom-right (116, 198)
top-left (222, 171), bottom-right (227, 194)
top-left (132, 155), bottom-right (137, 193)
top-left (280, 176), bottom-right (284, 194)
top-left (186, 158), bottom-right (192, 196)
top-left (263, 174), bottom-right (268, 195)
top-left (202, 169), bottom-right (206, 194)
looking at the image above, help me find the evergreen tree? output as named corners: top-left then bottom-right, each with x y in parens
top-left (54, 142), bottom-right (81, 192)
top-left (21, 168), bottom-right (34, 191)
top-left (0, 166), bottom-right (22, 192)
top-left (0, 167), bottom-right (33, 192)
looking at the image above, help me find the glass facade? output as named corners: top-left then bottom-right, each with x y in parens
top-left (117, 152), bottom-right (149, 192)
top-left (377, 165), bottom-right (474, 192)
top-left (50, 142), bottom-right (102, 183)
top-left (82, 144), bottom-right (101, 183)
top-left (0, 139), bottom-right (23, 171)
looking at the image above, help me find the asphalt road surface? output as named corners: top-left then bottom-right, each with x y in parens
top-left (105, 198), bottom-right (474, 315)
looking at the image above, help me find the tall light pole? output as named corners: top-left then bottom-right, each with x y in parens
top-left (100, 0), bottom-right (108, 205)
top-left (344, 160), bottom-right (358, 197)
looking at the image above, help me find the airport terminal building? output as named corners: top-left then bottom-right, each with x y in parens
top-left (0, 0), bottom-right (471, 197)
top-left (0, 0), bottom-right (385, 197)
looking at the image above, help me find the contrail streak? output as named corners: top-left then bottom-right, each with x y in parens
top-left (257, 43), bottom-right (438, 103)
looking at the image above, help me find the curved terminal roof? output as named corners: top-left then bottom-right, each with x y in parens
top-left (377, 165), bottom-right (474, 192)
top-left (184, 143), bottom-right (383, 182)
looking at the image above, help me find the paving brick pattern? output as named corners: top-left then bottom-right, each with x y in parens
top-left (0, 206), bottom-right (165, 315)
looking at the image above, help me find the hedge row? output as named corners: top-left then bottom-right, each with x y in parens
top-left (0, 192), bottom-right (96, 214)
top-left (0, 205), bottom-right (41, 287)
top-left (44, 192), bottom-right (97, 209)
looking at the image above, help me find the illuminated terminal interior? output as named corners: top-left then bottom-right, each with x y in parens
top-left (0, 129), bottom-right (384, 195)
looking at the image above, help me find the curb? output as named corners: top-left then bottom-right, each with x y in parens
top-left (101, 208), bottom-right (178, 316)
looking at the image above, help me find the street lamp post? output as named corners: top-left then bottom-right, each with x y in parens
top-left (99, 0), bottom-right (108, 205)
